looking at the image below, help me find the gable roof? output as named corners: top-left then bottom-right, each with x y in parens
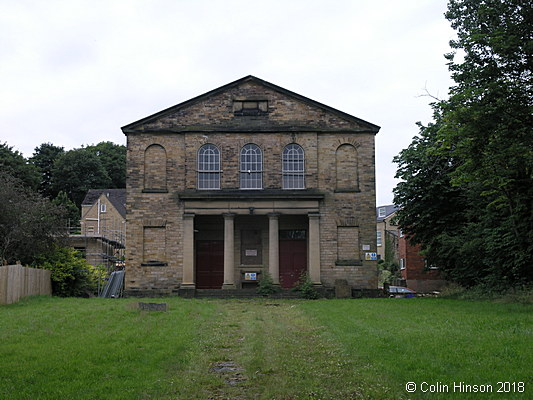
top-left (121, 75), bottom-right (380, 134)
top-left (81, 189), bottom-right (126, 219)
top-left (376, 204), bottom-right (398, 222)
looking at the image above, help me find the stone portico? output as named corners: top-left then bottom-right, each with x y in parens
top-left (122, 76), bottom-right (380, 296)
top-left (178, 192), bottom-right (323, 290)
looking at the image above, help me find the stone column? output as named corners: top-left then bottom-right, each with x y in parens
top-left (181, 212), bottom-right (195, 288)
top-left (222, 213), bottom-right (236, 289)
top-left (268, 212), bottom-right (280, 285)
top-left (308, 212), bottom-right (321, 285)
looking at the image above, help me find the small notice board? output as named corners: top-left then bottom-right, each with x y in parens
top-left (244, 272), bottom-right (257, 281)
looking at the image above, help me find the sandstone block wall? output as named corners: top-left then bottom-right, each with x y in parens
top-left (124, 77), bottom-right (379, 293)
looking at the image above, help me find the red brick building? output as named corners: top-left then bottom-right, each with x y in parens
top-left (398, 233), bottom-right (446, 292)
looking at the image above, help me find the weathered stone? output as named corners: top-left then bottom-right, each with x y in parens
top-left (334, 279), bottom-right (352, 298)
top-left (122, 76), bottom-right (380, 295)
top-left (138, 302), bottom-right (167, 311)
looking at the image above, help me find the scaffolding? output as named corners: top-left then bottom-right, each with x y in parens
top-left (68, 215), bottom-right (126, 296)
top-left (69, 224), bottom-right (125, 268)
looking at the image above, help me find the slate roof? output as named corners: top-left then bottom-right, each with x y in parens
top-left (82, 189), bottom-right (126, 219)
top-left (376, 204), bottom-right (399, 222)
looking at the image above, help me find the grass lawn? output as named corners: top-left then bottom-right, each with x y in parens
top-left (0, 296), bottom-right (531, 399)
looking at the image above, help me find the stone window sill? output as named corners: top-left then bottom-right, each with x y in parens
top-left (335, 259), bottom-right (363, 266)
top-left (142, 189), bottom-right (168, 193)
top-left (141, 261), bottom-right (168, 267)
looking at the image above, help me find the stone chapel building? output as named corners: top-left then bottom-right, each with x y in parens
top-left (122, 76), bottom-right (380, 296)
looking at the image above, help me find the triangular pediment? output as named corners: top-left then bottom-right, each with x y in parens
top-left (122, 76), bottom-right (380, 134)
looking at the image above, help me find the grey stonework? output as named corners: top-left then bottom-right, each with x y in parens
top-left (122, 76), bottom-right (380, 295)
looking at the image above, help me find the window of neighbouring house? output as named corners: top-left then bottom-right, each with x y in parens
top-left (378, 207), bottom-right (386, 218)
top-left (100, 203), bottom-right (106, 213)
top-left (400, 258), bottom-right (406, 270)
top-left (240, 144), bottom-right (263, 189)
top-left (377, 231), bottom-right (382, 246)
top-left (282, 144), bottom-right (305, 189)
top-left (197, 144), bottom-right (221, 190)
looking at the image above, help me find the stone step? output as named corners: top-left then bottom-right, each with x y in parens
top-left (193, 288), bottom-right (303, 299)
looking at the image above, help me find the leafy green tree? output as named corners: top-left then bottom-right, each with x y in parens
top-left (29, 143), bottom-right (65, 198)
top-left (85, 141), bottom-right (126, 188)
top-left (0, 171), bottom-right (66, 265)
top-left (52, 191), bottom-right (80, 228)
top-left (0, 142), bottom-right (40, 190)
top-left (393, 0), bottom-right (532, 288)
top-left (52, 148), bottom-right (111, 207)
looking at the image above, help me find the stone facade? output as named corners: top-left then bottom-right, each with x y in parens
top-left (122, 76), bottom-right (380, 295)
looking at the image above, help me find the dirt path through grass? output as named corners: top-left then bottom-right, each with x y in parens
top-left (173, 299), bottom-right (381, 400)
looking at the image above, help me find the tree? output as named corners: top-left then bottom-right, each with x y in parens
top-left (393, 0), bottom-right (532, 288)
top-left (0, 142), bottom-right (40, 190)
top-left (29, 143), bottom-right (65, 198)
top-left (32, 245), bottom-right (101, 297)
top-left (52, 191), bottom-right (80, 228)
top-left (0, 171), bottom-right (66, 265)
top-left (85, 141), bottom-right (126, 188)
top-left (52, 148), bottom-right (112, 208)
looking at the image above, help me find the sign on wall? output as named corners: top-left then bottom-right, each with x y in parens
top-left (244, 272), bottom-right (257, 281)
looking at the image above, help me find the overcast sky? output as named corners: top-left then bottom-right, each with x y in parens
top-left (1, 0), bottom-right (455, 205)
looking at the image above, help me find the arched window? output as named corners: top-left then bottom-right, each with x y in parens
top-left (240, 144), bottom-right (263, 189)
top-left (197, 144), bottom-right (221, 190)
top-left (282, 144), bottom-right (305, 189)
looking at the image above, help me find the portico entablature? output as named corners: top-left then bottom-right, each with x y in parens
top-left (175, 190), bottom-right (324, 215)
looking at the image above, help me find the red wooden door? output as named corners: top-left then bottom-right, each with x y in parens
top-left (196, 240), bottom-right (224, 289)
top-left (279, 239), bottom-right (307, 289)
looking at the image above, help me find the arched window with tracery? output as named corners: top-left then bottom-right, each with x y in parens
top-left (282, 144), bottom-right (305, 189)
top-left (197, 144), bottom-right (221, 190)
top-left (240, 144), bottom-right (263, 189)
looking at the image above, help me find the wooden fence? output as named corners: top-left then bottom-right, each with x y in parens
top-left (0, 265), bottom-right (52, 305)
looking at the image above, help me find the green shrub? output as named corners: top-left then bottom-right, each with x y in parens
top-left (257, 271), bottom-right (280, 295)
top-left (33, 246), bottom-right (99, 297)
top-left (292, 272), bottom-right (319, 299)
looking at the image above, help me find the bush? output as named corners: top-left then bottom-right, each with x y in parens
top-left (292, 272), bottom-right (319, 299)
top-left (257, 271), bottom-right (280, 295)
top-left (377, 259), bottom-right (400, 287)
top-left (33, 246), bottom-right (99, 297)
